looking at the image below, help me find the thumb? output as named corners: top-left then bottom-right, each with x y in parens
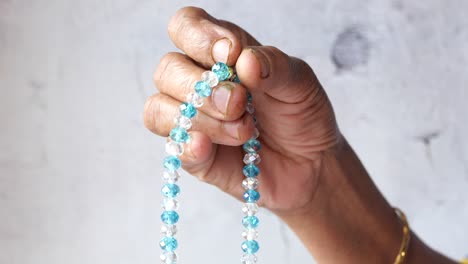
top-left (236, 46), bottom-right (339, 156)
top-left (235, 46), bottom-right (321, 104)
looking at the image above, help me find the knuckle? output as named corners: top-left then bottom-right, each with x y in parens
top-left (154, 52), bottom-right (187, 91)
top-left (144, 94), bottom-right (171, 136)
top-left (169, 7), bottom-right (209, 36)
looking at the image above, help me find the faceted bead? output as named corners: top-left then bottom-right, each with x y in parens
top-left (243, 139), bottom-right (261, 153)
top-left (169, 127), bottom-right (190, 143)
top-left (246, 103), bottom-right (255, 114)
top-left (165, 141), bottom-right (184, 156)
top-left (161, 183), bottom-right (180, 198)
top-left (160, 236), bottom-right (178, 252)
top-left (211, 62), bottom-right (232, 81)
top-left (174, 115), bottom-right (192, 130)
top-left (160, 251), bottom-right (178, 264)
top-left (233, 75), bottom-right (241, 84)
top-left (243, 164), bottom-right (260, 178)
top-left (162, 170), bottom-right (180, 183)
top-left (164, 156), bottom-right (181, 172)
top-left (162, 198), bottom-right (179, 211)
top-left (242, 215), bottom-right (260, 229)
top-left (243, 189), bottom-right (260, 202)
top-left (241, 254), bottom-right (258, 264)
top-left (180, 102), bottom-right (197, 118)
top-left (201, 71), bottom-right (219, 87)
top-left (242, 229), bottom-right (259, 240)
top-left (241, 240), bottom-right (260, 254)
top-left (194, 81), bottom-right (212, 97)
top-left (252, 128), bottom-right (260, 139)
top-left (161, 210), bottom-right (179, 225)
top-left (242, 203), bottom-right (259, 216)
top-left (186, 92), bottom-right (204, 108)
top-left (247, 92), bottom-right (253, 103)
top-left (242, 178), bottom-right (259, 190)
top-left (243, 153), bottom-right (261, 165)
top-left (161, 224), bottom-right (178, 236)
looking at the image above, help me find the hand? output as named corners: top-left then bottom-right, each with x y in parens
top-left (144, 7), bottom-right (340, 215)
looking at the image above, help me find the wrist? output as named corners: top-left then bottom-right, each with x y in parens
top-left (273, 138), bottom-right (402, 263)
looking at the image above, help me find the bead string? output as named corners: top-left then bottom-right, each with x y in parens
top-left (159, 62), bottom-right (262, 264)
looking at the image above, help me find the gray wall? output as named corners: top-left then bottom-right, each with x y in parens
top-left (1, 0), bottom-right (467, 263)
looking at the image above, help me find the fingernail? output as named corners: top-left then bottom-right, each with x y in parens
top-left (212, 83), bottom-right (233, 115)
top-left (223, 121), bottom-right (240, 139)
top-left (211, 38), bottom-right (231, 63)
top-left (251, 48), bottom-right (270, 78)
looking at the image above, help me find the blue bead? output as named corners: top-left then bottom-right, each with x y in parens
top-left (243, 164), bottom-right (260, 178)
top-left (243, 189), bottom-right (260, 202)
top-left (211, 62), bottom-right (231, 81)
top-left (161, 210), bottom-right (179, 225)
top-left (241, 240), bottom-right (259, 254)
top-left (194, 81), bottom-right (212, 97)
top-left (242, 215), bottom-right (260, 229)
top-left (233, 75), bottom-right (241, 84)
top-left (169, 127), bottom-right (190, 143)
top-left (161, 183), bottom-right (180, 198)
top-left (160, 236), bottom-right (178, 252)
top-left (247, 92), bottom-right (253, 102)
top-left (163, 156), bottom-right (181, 171)
top-left (180, 102), bottom-right (197, 118)
top-left (243, 139), bottom-right (261, 153)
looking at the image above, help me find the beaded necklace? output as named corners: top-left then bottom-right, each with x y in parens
top-left (159, 62), bottom-right (262, 264)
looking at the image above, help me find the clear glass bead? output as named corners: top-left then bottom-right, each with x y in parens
top-left (252, 128), bottom-right (260, 139)
top-left (165, 141), bottom-right (184, 156)
top-left (243, 153), bottom-right (261, 165)
top-left (161, 224), bottom-right (178, 236)
top-left (241, 254), bottom-right (257, 264)
top-left (242, 178), bottom-right (259, 190)
top-left (246, 103), bottom-right (255, 114)
top-left (160, 251), bottom-right (178, 264)
top-left (174, 115), bottom-right (192, 130)
top-left (162, 198), bottom-right (179, 211)
top-left (242, 203), bottom-right (259, 216)
top-left (162, 170), bottom-right (180, 183)
top-left (201, 71), bottom-right (219, 87)
top-left (242, 229), bottom-right (259, 240)
top-left (186, 92), bottom-right (204, 108)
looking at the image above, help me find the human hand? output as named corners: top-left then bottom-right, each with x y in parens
top-left (144, 6), bottom-right (340, 215)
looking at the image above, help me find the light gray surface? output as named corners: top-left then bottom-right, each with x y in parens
top-left (1, 0), bottom-right (467, 263)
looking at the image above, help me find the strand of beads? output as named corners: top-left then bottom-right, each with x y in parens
top-left (159, 62), bottom-right (233, 264)
top-left (240, 93), bottom-right (261, 264)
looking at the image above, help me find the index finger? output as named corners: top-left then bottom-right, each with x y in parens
top-left (168, 6), bottom-right (261, 67)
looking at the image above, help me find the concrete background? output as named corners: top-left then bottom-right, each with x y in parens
top-left (1, 0), bottom-right (467, 263)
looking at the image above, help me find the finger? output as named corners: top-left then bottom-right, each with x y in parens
top-left (168, 7), bottom-right (261, 67)
top-left (143, 93), bottom-right (255, 146)
top-left (178, 131), bottom-right (244, 199)
top-left (154, 52), bottom-right (248, 121)
top-left (236, 46), bottom-right (323, 104)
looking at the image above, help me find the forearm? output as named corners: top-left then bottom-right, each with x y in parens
top-left (274, 138), bottom-right (456, 264)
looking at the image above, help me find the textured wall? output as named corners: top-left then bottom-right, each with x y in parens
top-left (1, 0), bottom-right (467, 263)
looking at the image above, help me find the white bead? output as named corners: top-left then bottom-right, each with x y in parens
top-left (165, 141), bottom-right (184, 156)
top-left (242, 178), bottom-right (259, 190)
top-left (186, 92), bottom-right (204, 108)
top-left (162, 198), bottom-right (179, 211)
top-left (201, 71), bottom-right (219, 87)
top-left (160, 224), bottom-right (178, 236)
top-left (242, 229), bottom-right (259, 240)
top-left (243, 153), bottom-right (261, 165)
top-left (174, 115), bottom-right (192, 130)
top-left (160, 251), bottom-right (178, 263)
top-left (246, 103), bottom-right (255, 114)
top-left (162, 170), bottom-right (180, 183)
top-left (241, 254), bottom-right (257, 264)
top-left (252, 128), bottom-right (260, 139)
top-left (242, 203), bottom-right (259, 216)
